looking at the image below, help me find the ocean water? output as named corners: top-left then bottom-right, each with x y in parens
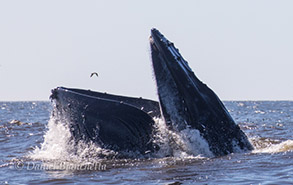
top-left (0, 101), bottom-right (293, 184)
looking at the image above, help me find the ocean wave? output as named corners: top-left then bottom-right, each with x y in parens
top-left (251, 137), bottom-right (293, 154)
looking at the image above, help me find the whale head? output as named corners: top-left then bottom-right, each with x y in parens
top-left (150, 28), bottom-right (253, 156)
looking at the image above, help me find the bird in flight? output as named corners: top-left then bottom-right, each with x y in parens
top-left (90, 72), bottom-right (99, 78)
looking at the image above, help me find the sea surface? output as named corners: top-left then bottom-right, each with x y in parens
top-left (0, 101), bottom-right (293, 184)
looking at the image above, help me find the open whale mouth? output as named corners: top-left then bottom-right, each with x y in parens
top-left (49, 28), bottom-right (253, 158)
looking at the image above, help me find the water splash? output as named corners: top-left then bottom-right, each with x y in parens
top-left (29, 114), bottom-right (293, 164)
top-left (29, 115), bottom-right (117, 163)
top-left (251, 137), bottom-right (293, 154)
top-left (30, 111), bottom-right (214, 162)
top-left (152, 118), bottom-right (213, 158)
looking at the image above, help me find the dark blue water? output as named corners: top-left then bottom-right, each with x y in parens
top-left (0, 101), bottom-right (292, 184)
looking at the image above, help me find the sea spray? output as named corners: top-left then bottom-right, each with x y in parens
top-left (31, 113), bottom-right (214, 162)
top-left (153, 118), bottom-right (213, 158)
top-left (30, 116), bottom-right (73, 161)
top-left (251, 137), bottom-right (293, 154)
top-left (30, 112), bottom-right (117, 163)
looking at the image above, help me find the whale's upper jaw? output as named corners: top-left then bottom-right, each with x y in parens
top-left (150, 28), bottom-right (203, 131)
top-left (150, 28), bottom-right (192, 76)
top-left (150, 28), bottom-right (193, 72)
top-left (150, 28), bottom-right (253, 156)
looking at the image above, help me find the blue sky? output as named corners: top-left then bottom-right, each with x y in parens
top-left (0, 0), bottom-right (293, 101)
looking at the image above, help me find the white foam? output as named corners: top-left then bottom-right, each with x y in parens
top-left (29, 115), bottom-right (116, 163)
top-left (30, 117), bottom-right (73, 161)
top-left (252, 139), bottom-right (293, 154)
top-left (153, 118), bottom-right (213, 158)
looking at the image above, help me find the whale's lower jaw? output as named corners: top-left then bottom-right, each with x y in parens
top-left (150, 28), bottom-right (253, 156)
top-left (50, 87), bottom-right (159, 157)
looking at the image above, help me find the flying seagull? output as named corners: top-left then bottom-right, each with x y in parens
top-left (90, 72), bottom-right (99, 78)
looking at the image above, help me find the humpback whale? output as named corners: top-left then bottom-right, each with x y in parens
top-left (50, 29), bottom-right (253, 157)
